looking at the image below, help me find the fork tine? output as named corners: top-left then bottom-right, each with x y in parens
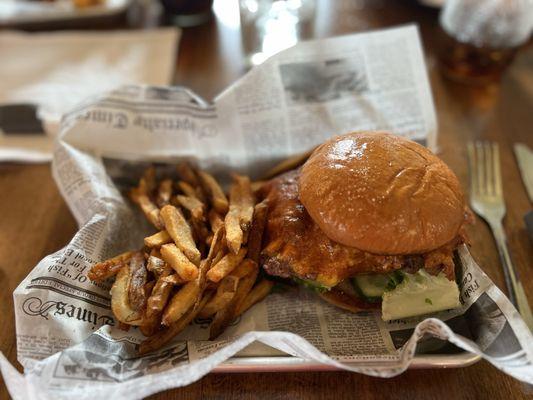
top-left (484, 142), bottom-right (494, 195)
top-left (493, 142), bottom-right (502, 196)
top-left (467, 142), bottom-right (478, 195)
top-left (475, 141), bottom-right (485, 195)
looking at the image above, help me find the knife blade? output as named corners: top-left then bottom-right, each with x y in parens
top-left (514, 143), bottom-right (533, 203)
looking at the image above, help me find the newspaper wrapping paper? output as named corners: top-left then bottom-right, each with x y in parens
top-left (1, 25), bottom-right (533, 399)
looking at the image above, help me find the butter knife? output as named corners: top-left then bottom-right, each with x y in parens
top-left (514, 143), bottom-right (533, 241)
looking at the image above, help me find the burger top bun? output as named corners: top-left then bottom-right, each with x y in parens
top-left (298, 131), bottom-right (466, 255)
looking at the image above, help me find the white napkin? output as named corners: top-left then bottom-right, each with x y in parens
top-left (0, 28), bottom-right (180, 162)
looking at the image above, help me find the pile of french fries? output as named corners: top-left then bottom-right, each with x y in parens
top-left (88, 162), bottom-right (274, 354)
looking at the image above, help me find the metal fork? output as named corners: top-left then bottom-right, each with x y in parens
top-left (467, 141), bottom-right (533, 331)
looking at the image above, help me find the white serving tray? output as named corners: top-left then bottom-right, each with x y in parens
top-left (213, 352), bottom-right (481, 373)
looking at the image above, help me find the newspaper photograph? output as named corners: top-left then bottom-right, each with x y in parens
top-left (1, 25), bottom-right (532, 400)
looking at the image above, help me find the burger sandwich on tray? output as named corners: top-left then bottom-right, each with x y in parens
top-left (260, 131), bottom-right (470, 321)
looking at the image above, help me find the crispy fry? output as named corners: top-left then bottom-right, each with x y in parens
top-left (191, 218), bottom-right (210, 245)
top-left (156, 178), bottom-right (173, 208)
top-left (198, 275), bottom-right (239, 318)
top-left (139, 319), bottom-right (159, 337)
top-left (111, 266), bottom-right (144, 326)
top-left (261, 148), bottom-right (315, 180)
top-left (162, 280), bottom-right (200, 326)
top-left (141, 264), bottom-right (173, 336)
top-left (212, 248), bottom-right (226, 266)
top-left (140, 229), bottom-right (226, 351)
top-left (130, 188), bottom-right (163, 229)
top-left (139, 166), bottom-right (157, 194)
top-left (224, 207), bottom-right (242, 255)
top-left (230, 258), bottom-right (255, 279)
top-left (160, 205), bottom-right (201, 265)
top-left (208, 209), bottom-right (224, 232)
top-left (207, 226), bottom-right (225, 262)
top-left (246, 201), bottom-right (269, 264)
top-left (177, 180), bottom-right (196, 197)
top-left (161, 274), bottom-right (186, 285)
top-left (88, 251), bottom-right (134, 282)
top-left (235, 279), bottom-right (274, 316)
top-left (176, 195), bottom-right (205, 221)
top-left (225, 175), bottom-right (255, 254)
top-left (160, 244), bottom-right (199, 281)
top-left (146, 255), bottom-right (170, 278)
top-left (139, 294), bottom-right (210, 355)
top-left (144, 280), bottom-right (155, 296)
top-left (144, 230), bottom-right (172, 248)
top-left (198, 170), bottom-right (229, 214)
top-left (128, 253), bottom-right (148, 311)
top-left (232, 174), bottom-right (255, 230)
top-left (146, 277), bottom-right (173, 318)
top-left (206, 248), bottom-right (247, 283)
top-left (209, 261), bottom-right (259, 339)
top-left (176, 161), bottom-right (200, 186)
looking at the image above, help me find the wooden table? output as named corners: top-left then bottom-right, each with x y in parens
top-left (1, 1), bottom-right (532, 399)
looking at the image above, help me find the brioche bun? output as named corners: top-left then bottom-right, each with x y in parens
top-left (298, 131), bottom-right (465, 255)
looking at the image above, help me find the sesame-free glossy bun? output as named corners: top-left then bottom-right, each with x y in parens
top-left (298, 132), bottom-right (466, 255)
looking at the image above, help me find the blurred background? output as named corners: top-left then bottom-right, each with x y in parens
top-left (1, 0), bottom-right (531, 100)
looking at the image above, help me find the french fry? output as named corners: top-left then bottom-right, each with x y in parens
top-left (95, 161), bottom-right (276, 351)
top-left (146, 278), bottom-right (173, 318)
top-left (208, 209), bottom-right (224, 232)
top-left (198, 275), bottom-right (239, 318)
top-left (176, 161), bottom-right (200, 186)
top-left (160, 244), bottom-right (199, 281)
top-left (246, 201), bottom-right (269, 264)
top-left (191, 218), bottom-right (210, 245)
top-left (161, 274), bottom-right (186, 285)
top-left (150, 248), bottom-right (161, 258)
top-left (209, 261), bottom-right (259, 339)
top-left (206, 226), bottom-right (225, 262)
top-left (225, 174), bottom-right (255, 254)
top-left (212, 248), bottom-right (226, 266)
top-left (146, 255), bottom-right (170, 278)
top-left (141, 263), bottom-right (173, 336)
top-left (198, 170), bottom-right (229, 214)
top-left (88, 251), bottom-right (134, 282)
top-left (177, 180), bottom-right (196, 197)
top-left (229, 258), bottom-right (255, 279)
top-left (176, 195), bottom-right (205, 221)
top-left (139, 166), bottom-right (157, 194)
top-left (144, 230), bottom-right (172, 248)
top-left (128, 253), bottom-right (148, 311)
top-left (231, 174), bottom-right (255, 230)
top-left (139, 294), bottom-right (210, 355)
top-left (160, 205), bottom-right (201, 265)
top-left (206, 248), bottom-right (247, 283)
top-left (261, 147), bottom-right (315, 180)
top-left (156, 178), bottom-right (173, 208)
top-left (110, 266), bottom-right (144, 326)
top-left (234, 279), bottom-right (274, 316)
top-left (130, 188), bottom-right (163, 229)
top-left (224, 208), bottom-right (242, 255)
top-left (162, 280), bottom-right (200, 326)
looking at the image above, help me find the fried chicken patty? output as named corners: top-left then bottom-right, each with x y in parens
top-left (260, 170), bottom-right (464, 288)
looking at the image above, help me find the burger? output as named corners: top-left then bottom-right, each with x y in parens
top-left (259, 131), bottom-right (470, 321)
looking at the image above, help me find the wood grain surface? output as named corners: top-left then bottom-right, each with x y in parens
top-left (1, 1), bottom-right (532, 399)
